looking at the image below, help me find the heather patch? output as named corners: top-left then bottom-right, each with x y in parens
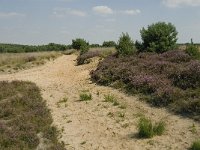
top-left (91, 50), bottom-right (200, 120)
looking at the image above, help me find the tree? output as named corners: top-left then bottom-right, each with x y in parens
top-left (102, 41), bottom-right (116, 47)
top-left (136, 22), bottom-right (178, 53)
top-left (72, 38), bottom-right (89, 54)
top-left (116, 33), bottom-right (136, 55)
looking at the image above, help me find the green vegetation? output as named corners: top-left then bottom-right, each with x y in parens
top-left (136, 22), bottom-right (178, 53)
top-left (0, 81), bottom-right (65, 150)
top-left (116, 32), bottom-right (136, 55)
top-left (0, 43), bottom-right (67, 53)
top-left (0, 51), bottom-right (61, 73)
top-left (104, 94), bottom-right (119, 106)
top-left (79, 92), bottom-right (92, 101)
top-left (91, 49), bottom-right (200, 120)
top-left (186, 39), bottom-right (200, 60)
top-left (138, 117), bottom-right (165, 138)
top-left (191, 140), bottom-right (200, 150)
top-left (102, 41), bottom-right (116, 47)
top-left (72, 38), bottom-right (89, 54)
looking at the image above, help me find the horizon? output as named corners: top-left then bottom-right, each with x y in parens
top-left (0, 0), bottom-right (200, 45)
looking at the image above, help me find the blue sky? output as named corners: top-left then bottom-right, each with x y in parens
top-left (0, 0), bottom-right (200, 45)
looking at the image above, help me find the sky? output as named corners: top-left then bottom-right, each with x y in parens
top-left (0, 0), bottom-right (200, 45)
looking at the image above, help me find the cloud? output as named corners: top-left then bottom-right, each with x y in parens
top-left (121, 9), bottom-right (141, 15)
top-left (53, 8), bottom-right (87, 17)
top-left (93, 6), bottom-right (114, 15)
top-left (70, 10), bottom-right (86, 17)
top-left (163, 0), bottom-right (200, 8)
top-left (0, 12), bottom-right (26, 18)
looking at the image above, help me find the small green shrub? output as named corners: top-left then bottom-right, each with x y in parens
top-left (79, 93), bottom-right (92, 101)
top-left (191, 140), bottom-right (200, 150)
top-left (186, 43), bottom-right (200, 60)
top-left (138, 117), bottom-right (165, 138)
top-left (116, 33), bottom-right (136, 55)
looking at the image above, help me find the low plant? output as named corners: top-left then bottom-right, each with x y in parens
top-left (138, 117), bottom-right (165, 138)
top-left (0, 81), bottom-right (65, 150)
top-left (191, 139), bottom-right (200, 150)
top-left (91, 50), bottom-right (200, 120)
top-left (104, 94), bottom-right (119, 106)
top-left (79, 92), bottom-right (92, 101)
top-left (186, 43), bottom-right (200, 60)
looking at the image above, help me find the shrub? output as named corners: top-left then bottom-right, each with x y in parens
top-left (0, 81), bottom-right (65, 150)
top-left (138, 117), bottom-right (165, 138)
top-left (79, 93), bottom-right (92, 101)
top-left (186, 42), bottom-right (200, 60)
top-left (76, 50), bottom-right (101, 65)
top-left (116, 33), bottom-right (136, 55)
top-left (72, 38), bottom-right (89, 54)
top-left (136, 22), bottom-right (178, 53)
top-left (191, 140), bottom-right (200, 150)
top-left (91, 50), bottom-right (200, 120)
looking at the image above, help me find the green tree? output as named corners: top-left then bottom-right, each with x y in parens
top-left (116, 33), bottom-right (136, 55)
top-left (72, 38), bottom-right (89, 54)
top-left (102, 41), bottom-right (116, 47)
top-left (136, 22), bottom-right (178, 53)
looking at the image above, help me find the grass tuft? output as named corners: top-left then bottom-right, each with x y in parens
top-left (79, 92), bottom-right (92, 101)
top-left (138, 117), bottom-right (165, 138)
top-left (191, 140), bottom-right (200, 150)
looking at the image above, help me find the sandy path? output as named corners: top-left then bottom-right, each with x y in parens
top-left (0, 55), bottom-right (199, 150)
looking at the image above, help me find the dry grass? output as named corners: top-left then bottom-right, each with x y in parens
top-left (0, 51), bottom-right (61, 73)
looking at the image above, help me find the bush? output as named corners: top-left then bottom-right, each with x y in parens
top-left (76, 51), bottom-right (101, 65)
top-left (191, 140), bottom-right (200, 150)
top-left (136, 22), bottom-right (178, 53)
top-left (72, 38), bottom-right (89, 54)
top-left (116, 33), bottom-right (136, 55)
top-left (186, 43), bottom-right (200, 60)
top-left (138, 117), bottom-right (165, 138)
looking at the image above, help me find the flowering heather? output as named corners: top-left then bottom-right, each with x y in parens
top-left (77, 50), bottom-right (101, 65)
top-left (91, 50), bottom-right (200, 120)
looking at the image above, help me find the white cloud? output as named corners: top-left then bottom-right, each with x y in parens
top-left (0, 12), bottom-right (26, 18)
top-left (53, 8), bottom-right (87, 17)
top-left (70, 10), bottom-right (86, 17)
top-left (122, 9), bottom-right (141, 15)
top-left (163, 0), bottom-right (200, 8)
top-left (92, 6), bottom-right (113, 15)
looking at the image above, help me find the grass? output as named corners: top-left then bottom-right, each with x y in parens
top-left (56, 97), bottom-right (68, 108)
top-left (79, 92), bottom-right (92, 101)
top-left (191, 140), bottom-right (200, 150)
top-left (138, 117), bottom-right (165, 138)
top-left (104, 94), bottom-right (119, 106)
top-left (0, 81), bottom-right (65, 150)
top-left (0, 51), bottom-right (61, 73)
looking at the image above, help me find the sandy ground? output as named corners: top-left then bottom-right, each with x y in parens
top-left (0, 54), bottom-right (199, 150)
